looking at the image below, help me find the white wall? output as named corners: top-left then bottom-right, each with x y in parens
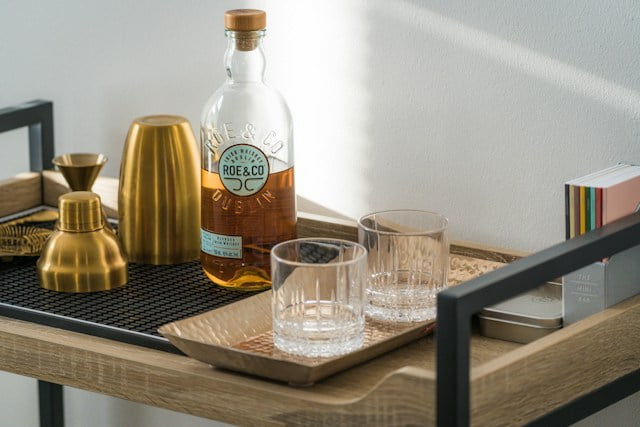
top-left (1, 1), bottom-right (639, 426)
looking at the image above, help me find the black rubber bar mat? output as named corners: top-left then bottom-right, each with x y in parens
top-left (0, 210), bottom-right (259, 354)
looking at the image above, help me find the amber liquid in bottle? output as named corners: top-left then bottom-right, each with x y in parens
top-left (201, 11), bottom-right (295, 290)
top-left (201, 167), bottom-right (296, 290)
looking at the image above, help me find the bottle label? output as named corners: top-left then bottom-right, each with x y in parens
top-left (219, 144), bottom-right (269, 197)
top-left (201, 228), bottom-right (243, 259)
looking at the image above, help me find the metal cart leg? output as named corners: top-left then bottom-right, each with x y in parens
top-left (1, 101), bottom-right (58, 425)
top-left (0, 99), bottom-right (54, 173)
top-left (38, 380), bottom-right (64, 427)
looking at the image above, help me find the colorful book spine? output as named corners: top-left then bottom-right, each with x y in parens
top-left (573, 186), bottom-right (580, 237)
top-left (596, 187), bottom-right (603, 228)
top-left (585, 187), bottom-right (591, 232)
top-left (579, 186), bottom-right (586, 234)
top-left (568, 185), bottom-right (575, 239)
top-left (589, 187), bottom-right (596, 230)
top-left (565, 163), bottom-right (640, 240)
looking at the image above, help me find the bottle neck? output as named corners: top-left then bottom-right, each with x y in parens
top-left (224, 30), bottom-right (266, 83)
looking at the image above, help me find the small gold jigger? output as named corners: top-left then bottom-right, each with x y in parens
top-left (52, 153), bottom-right (107, 191)
top-left (118, 115), bottom-right (200, 264)
top-left (52, 153), bottom-right (113, 232)
top-left (37, 192), bottom-right (128, 292)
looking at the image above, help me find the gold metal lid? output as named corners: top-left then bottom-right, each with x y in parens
top-left (479, 282), bottom-right (562, 327)
top-left (58, 191), bottom-right (103, 232)
top-left (224, 9), bottom-right (266, 31)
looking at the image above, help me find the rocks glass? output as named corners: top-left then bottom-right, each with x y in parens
top-left (358, 210), bottom-right (449, 322)
top-left (271, 238), bottom-right (367, 357)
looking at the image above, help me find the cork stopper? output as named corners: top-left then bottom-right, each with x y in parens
top-left (224, 9), bottom-right (266, 31)
top-left (58, 191), bottom-right (103, 232)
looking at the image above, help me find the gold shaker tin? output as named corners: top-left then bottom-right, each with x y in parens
top-left (118, 115), bottom-right (200, 265)
top-left (478, 282), bottom-right (562, 344)
top-left (37, 192), bottom-right (128, 292)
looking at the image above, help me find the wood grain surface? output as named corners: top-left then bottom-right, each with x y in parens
top-left (0, 172), bottom-right (41, 217)
top-left (297, 212), bottom-right (523, 264)
top-left (471, 294), bottom-right (640, 426)
top-left (0, 314), bottom-right (519, 426)
top-left (2, 296), bottom-right (638, 426)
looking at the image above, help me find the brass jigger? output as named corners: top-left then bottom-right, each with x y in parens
top-left (37, 192), bottom-right (128, 292)
top-left (52, 153), bottom-right (113, 231)
top-left (52, 153), bottom-right (107, 191)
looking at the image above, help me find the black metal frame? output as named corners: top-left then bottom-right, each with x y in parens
top-left (0, 100), bottom-right (54, 173)
top-left (436, 211), bottom-right (640, 426)
top-left (38, 381), bottom-right (64, 427)
top-left (0, 100), bottom-right (62, 427)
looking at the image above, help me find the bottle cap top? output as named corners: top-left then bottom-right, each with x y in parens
top-left (225, 9), bottom-right (266, 31)
top-left (58, 191), bottom-right (103, 232)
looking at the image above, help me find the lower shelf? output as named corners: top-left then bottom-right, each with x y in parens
top-left (7, 296), bottom-right (638, 426)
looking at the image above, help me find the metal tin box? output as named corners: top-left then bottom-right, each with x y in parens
top-left (563, 244), bottom-right (640, 326)
top-left (478, 282), bottom-right (562, 344)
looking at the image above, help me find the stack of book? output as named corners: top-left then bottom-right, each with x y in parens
top-left (563, 163), bottom-right (640, 325)
top-left (564, 163), bottom-right (640, 239)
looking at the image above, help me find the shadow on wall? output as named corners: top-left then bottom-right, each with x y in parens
top-left (377, 1), bottom-right (640, 119)
top-left (359, 0), bottom-right (639, 250)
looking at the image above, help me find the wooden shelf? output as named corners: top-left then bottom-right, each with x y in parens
top-left (2, 297), bottom-right (638, 426)
top-left (1, 172), bottom-right (639, 425)
top-left (0, 313), bottom-right (519, 426)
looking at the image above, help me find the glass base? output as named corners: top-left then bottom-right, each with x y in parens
top-left (365, 287), bottom-right (439, 322)
top-left (273, 303), bottom-right (364, 358)
top-left (274, 332), bottom-right (364, 358)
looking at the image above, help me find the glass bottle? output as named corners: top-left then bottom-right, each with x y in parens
top-left (200, 9), bottom-right (296, 291)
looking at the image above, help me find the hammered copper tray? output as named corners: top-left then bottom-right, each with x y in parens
top-left (159, 290), bottom-right (436, 385)
top-left (158, 253), bottom-right (506, 385)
